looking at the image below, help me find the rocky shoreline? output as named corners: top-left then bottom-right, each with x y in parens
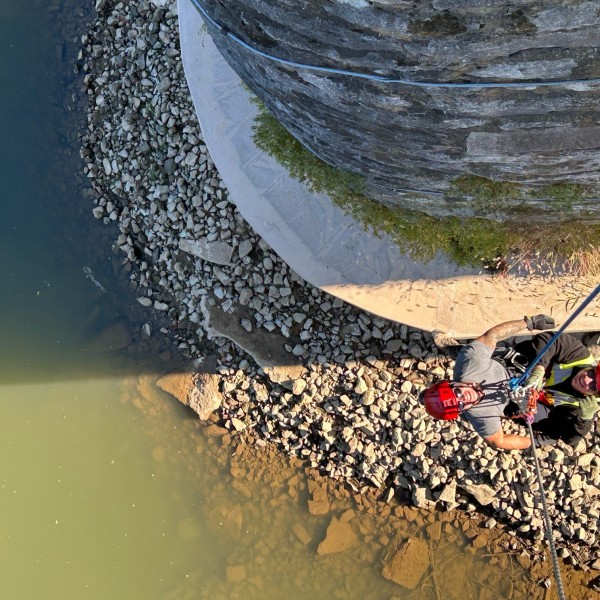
top-left (79, 0), bottom-right (600, 572)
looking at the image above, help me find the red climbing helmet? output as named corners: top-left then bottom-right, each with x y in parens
top-left (422, 381), bottom-right (482, 420)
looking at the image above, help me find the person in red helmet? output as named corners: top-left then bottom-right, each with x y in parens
top-left (423, 316), bottom-right (600, 450)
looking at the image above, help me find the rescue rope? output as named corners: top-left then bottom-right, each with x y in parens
top-left (526, 422), bottom-right (567, 600)
top-left (190, 0), bottom-right (600, 90)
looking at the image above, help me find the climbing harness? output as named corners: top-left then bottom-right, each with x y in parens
top-left (510, 386), bottom-right (539, 425)
top-left (509, 283), bottom-right (600, 600)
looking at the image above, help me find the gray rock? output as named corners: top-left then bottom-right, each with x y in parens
top-left (412, 487), bottom-right (435, 509)
top-left (437, 479), bottom-right (457, 504)
top-left (459, 482), bottom-right (496, 506)
top-left (238, 239), bottom-right (253, 258)
top-left (179, 238), bottom-right (234, 265)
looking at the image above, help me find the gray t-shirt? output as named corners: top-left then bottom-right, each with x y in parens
top-left (453, 341), bottom-right (510, 438)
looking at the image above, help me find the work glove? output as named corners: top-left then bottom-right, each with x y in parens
top-left (523, 365), bottom-right (545, 391)
top-left (524, 314), bottom-right (556, 331)
top-left (578, 395), bottom-right (600, 421)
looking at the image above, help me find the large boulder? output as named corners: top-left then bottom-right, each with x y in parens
top-left (316, 516), bottom-right (358, 555)
top-left (86, 319), bottom-right (131, 352)
top-left (381, 537), bottom-right (430, 589)
top-left (156, 371), bottom-right (223, 419)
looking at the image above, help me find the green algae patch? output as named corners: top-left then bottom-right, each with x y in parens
top-left (251, 100), bottom-right (600, 274)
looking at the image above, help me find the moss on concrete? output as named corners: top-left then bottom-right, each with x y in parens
top-left (251, 100), bottom-right (600, 273)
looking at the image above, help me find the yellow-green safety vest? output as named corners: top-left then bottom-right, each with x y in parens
top-left (544, 356), bottom-right (596, 406)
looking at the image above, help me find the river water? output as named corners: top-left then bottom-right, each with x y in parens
top-left (0, 1), bottom-right (545, 599)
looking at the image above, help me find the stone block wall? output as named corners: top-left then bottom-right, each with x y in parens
top-left (193, 0), bottom-right (600, 219)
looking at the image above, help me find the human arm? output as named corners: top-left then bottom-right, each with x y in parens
top-left (475, 317), bottom-right (533, 349)
top-left (475, 315), bottom-right (555, 350)
top-left (484, 427), bottom-right (532, 450)
top-left (518, 332), bottom-right (589, 370)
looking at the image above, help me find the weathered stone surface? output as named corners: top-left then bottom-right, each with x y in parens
top-left (381, 537), bottom-right (430, 589)
top-left (316, 516), bottom-right (358, 555)
top-left (199, 0), bottom-right (600, 220)
top-left (426, 521), bottom-right (443, 542)
top-left (156, 372), bottom-right (223, 419)
top-left (202, 295), bottom-right (307, 387)
top-left (437, 479), bottom-right (457, 504)
top-left (179, 238), bottom-right (234, 265)
top-left (412, 486), bottom-right (435, 510)
top-left (459, 482), bottom-right (496, 506)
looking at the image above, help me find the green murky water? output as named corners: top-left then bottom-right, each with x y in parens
top-left (0, 381), bottom-right (222, 599)
top-left (0, 1), bottom-right (222, 597)
top-left (0, 2), bottom-right (540, 599)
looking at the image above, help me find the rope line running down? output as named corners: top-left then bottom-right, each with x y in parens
top-left (527, 422), bottom-right (567, 600)
top-left (190, 0), bottom-right (600, 90)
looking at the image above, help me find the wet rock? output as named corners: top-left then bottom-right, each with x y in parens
top-left (292, 522), bottom-right (311, 545)
top-left (204, 423), bottom-right (229, 436)
top-left (156, 371), bottom-right (223, 419)
top-left (316, 516), bottom-right (358, 554)
top-left (381, 537), bottom-right (430, 589)
top-left (209, 501), bottom-right (243, 540)
top-left (426, 521), bottom-right (442, 541)
top-left (308, 499), bottom-right (330, 516)
top-left (86, 319), bottom-right (131, 352)
top-left (226, 564), bottom-right (247, 583)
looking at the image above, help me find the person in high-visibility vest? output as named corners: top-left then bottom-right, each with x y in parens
top-left (422, 316), bottom-right (599, 450)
